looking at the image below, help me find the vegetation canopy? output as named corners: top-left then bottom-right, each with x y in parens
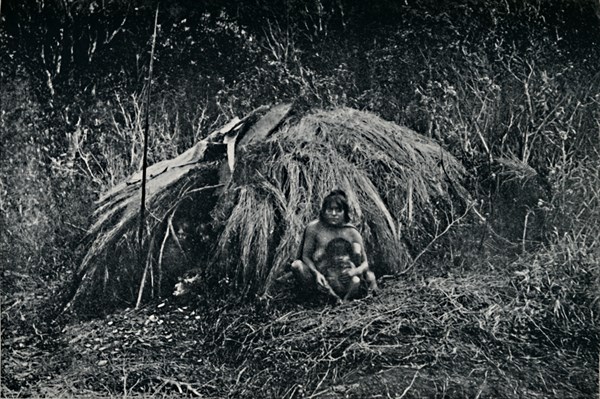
top-left (68, 104), bottom-right (469, 311)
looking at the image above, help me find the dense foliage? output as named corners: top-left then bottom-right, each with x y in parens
top-left (2, 0), bottom-right (599, 277)
top-left (1, 0), bottom-right (599, 397)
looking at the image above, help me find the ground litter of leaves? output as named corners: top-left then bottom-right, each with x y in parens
top-left (2, 270), bottom-right (596, 399)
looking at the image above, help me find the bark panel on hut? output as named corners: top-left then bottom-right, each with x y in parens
top-left (237, 103), bottom-right (294, 147)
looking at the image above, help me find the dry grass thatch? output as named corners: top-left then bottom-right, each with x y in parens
top-left (66, 104), bottom-right (470, 311)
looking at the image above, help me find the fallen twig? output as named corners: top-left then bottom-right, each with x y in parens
top-left (156, 377), bottom-right (203, 397)
top-left (398, 370), bottom-right (419, 399)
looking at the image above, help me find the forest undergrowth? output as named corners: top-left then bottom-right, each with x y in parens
top-left (2, 248), bottom-right (598, 398)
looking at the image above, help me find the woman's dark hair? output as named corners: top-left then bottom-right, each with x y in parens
top-left (319, 189), bottom-right (350, 223)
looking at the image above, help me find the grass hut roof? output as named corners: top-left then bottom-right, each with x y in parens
top-left (66, 104), bottom-right (469, 312)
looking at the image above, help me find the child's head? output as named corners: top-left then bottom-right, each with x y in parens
top-left (325, 237), bottom-right (354, 262)
top-left (319, 189), bottom-right (351, 225)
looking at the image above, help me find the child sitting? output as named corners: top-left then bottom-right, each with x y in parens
top-left (321, 237), bottom-right (366, 302)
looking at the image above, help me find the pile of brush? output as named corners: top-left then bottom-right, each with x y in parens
top-left (48, 268), bottom-right (595, 398)
top-left (66, 104), bottom-right (470, 312)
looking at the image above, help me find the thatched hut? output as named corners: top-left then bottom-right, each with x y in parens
top-left (66, 104), bottom-right (469, 312)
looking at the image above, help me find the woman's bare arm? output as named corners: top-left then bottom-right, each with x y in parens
top-left (347, 230), bottom-right (370, 276)
top-left (301, 223), bottom-right (330, 287)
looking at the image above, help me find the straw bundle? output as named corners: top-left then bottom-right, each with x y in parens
top-left (67, 104), bottom-right (469, 310)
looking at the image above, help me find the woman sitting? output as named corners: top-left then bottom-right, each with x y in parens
top-left (291, 189), bottom-right (377, 303)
